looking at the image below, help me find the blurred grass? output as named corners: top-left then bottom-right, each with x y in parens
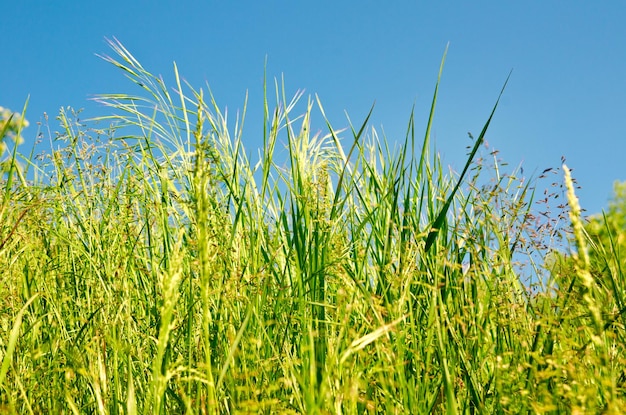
top-left (0, 39), bottom-right (625, 414)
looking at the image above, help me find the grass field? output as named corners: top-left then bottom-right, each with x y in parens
top-left (1, 40), bottom-right (625, 414)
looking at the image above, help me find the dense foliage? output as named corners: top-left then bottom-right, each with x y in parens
top-left (1, 40), bottom-right (625, 414)
top-left (586, 182), bottom-right (626, 283)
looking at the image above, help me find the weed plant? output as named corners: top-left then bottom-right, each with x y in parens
top-left (1, 39), bottom-right (625, 414)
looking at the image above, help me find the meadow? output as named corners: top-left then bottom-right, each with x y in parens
top-left (1, 40), bottom-right (625, 414)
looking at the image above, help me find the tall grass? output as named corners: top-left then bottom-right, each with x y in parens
top-left (1, 39), bottom-right (625, 413)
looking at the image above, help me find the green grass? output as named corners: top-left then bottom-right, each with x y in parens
top-left (1, 39), bottom-right (626, 414)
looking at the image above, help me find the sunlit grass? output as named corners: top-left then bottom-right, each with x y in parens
top-left (1, 39), bottom-right (625, 414)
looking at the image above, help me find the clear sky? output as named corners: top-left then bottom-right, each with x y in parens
top-left (2, 1), bottom-right (625, 216)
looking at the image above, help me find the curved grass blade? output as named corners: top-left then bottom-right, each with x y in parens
top-left (424, 71), bottom-right (512, 253)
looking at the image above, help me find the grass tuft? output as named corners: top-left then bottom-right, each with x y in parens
top-left (1, 40), bottom-right (625, 413)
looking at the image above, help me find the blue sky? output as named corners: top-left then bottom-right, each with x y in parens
top-left (2, 1), bottom-right (625, 215)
